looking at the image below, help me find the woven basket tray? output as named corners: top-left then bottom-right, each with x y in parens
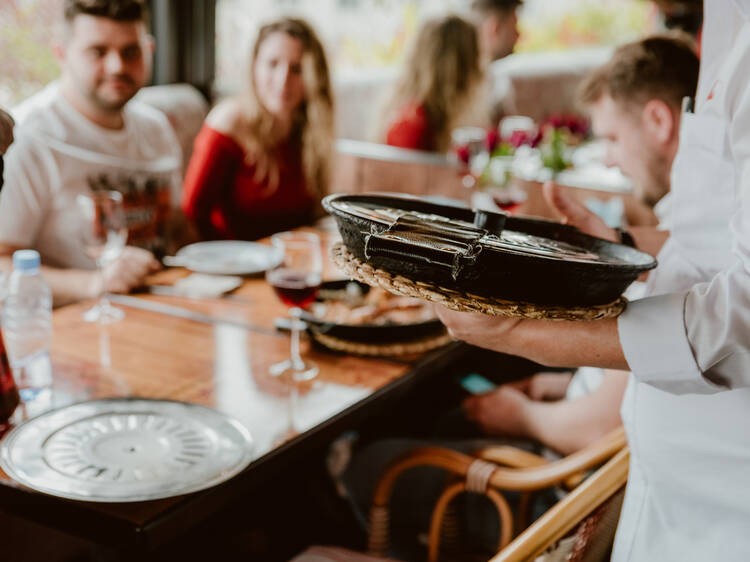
top-left (331, 243), bottom-right (627, 321)
top-left (311, 331), bottom-right (453, 357)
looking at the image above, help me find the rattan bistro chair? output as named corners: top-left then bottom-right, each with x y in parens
top-left (367, 427), bottom-right (627, 561)
top-left (291, 428), bottom-right (628, 562)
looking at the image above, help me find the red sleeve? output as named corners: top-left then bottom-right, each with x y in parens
top-left (181, 125), bottom-right (244, 238)
top-left (385, 104), bottom-right (433, 151)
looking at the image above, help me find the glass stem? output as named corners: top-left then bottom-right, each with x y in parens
top-left (289, 307), bottom-right (303, 369)
top-left (97, 263), bottom-right (107, 309)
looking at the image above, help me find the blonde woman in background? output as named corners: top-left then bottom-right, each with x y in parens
top-left (182, 17), bottom-right (334, 240)
top-left (379, 15), bottom-right (484, 152)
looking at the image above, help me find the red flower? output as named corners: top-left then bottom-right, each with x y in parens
top-left (509, 130), bottom-right (530, 148)
top-left (529, 130), bottom-right (543, 148)
top-left (485, 128), bottom-right (500, 153)
top-left (509, 129), bottom-right (542, 149)
top-left (541, 113), bottom-right (589, 138)
top-left (455, 144), bottom-right (471, 165)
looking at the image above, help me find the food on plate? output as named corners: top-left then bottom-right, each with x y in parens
top-left (318, 287), bottom-right (435, 326)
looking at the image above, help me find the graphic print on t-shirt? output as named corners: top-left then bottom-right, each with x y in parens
top-left (87, 171), bottom-right (172, 258)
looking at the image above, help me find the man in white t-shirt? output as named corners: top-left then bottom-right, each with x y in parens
top-left (0, 0), bottom-right (181, 306)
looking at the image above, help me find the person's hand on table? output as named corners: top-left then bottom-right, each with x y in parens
top-left (463, 384), bottom-right (532, 437)
top-left (95, 246), bottom-right (162, 295)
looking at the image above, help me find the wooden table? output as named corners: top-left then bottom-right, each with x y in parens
top-left (0, 232), bottom-right (465, 557)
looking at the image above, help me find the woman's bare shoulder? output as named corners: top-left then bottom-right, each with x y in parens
top-left (206, 98), bottom-right (247, 137)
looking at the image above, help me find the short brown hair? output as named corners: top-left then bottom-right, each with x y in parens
top-left (63, 0), bottom-right (149, 24)
top-left (579, 35), bottom-right (699, 111)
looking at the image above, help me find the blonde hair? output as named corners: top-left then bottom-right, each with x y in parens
top-left (379, 15), bottom-right (483, 151)
top-left (234, 18), bottom-right (334, 199)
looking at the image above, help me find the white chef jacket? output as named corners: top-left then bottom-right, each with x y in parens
top-left (614, 1), bottom-right (750, 560)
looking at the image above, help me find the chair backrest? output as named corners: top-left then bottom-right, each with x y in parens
top-left (331, 139), bottom-right (466, 202)
top-left (367, 427), bottom-right (629, 562)
top-left (490, 447), bottom-right (629, 562)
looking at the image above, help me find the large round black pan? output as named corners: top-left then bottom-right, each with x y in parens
top-left (323, 193), bottom-right (657, 307)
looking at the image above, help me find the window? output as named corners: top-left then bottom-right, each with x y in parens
top-left (215, 0), bottom-right (654, 92)
top-left (518, 0), bottom-right (652, 53)
top-left (0, 0), bottom-right (60, 108)
top-left (215, 0), bottom-right (463, 92)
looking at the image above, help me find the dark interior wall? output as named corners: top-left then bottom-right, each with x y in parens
top-left (148, 0), bottom-right (216, 98)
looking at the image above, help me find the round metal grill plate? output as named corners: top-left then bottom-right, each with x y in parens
top-left (0, 399), bottom-right (254, 502)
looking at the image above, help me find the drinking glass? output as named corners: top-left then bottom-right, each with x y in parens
top-left (487, 182), bottom-right (528, 214)
top-left (451, 126), bottom-right (487, 189)
top-left (266, 231), bottom-right (322, 381)
top-left (76, 191), bottom-right (128, 324)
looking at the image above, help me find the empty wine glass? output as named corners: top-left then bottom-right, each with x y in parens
top-left (266, 231), bottom-right (322, 381)
top-left (76, 191), bottom-right (127, 324)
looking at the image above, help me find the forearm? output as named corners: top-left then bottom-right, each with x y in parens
top-left (524, 398), bottom-right (616, 455)
top-left (445, 315), bottom-right (628, 370)
top-left (0, 255), bottom-right (96, 308)
top-left (39, 265), bottom-right (98, 308)
top-left (629, 226), bottom-right (669, 258)
top-left (522, 371), bottom-right (628, 455)
top-left (519, 318), bottom-right (627, 369)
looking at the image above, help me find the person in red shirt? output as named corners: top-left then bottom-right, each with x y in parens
top-left (182, 18), bottom-right (334, 240)
top-left (380, 15), bottom-right (484, 152)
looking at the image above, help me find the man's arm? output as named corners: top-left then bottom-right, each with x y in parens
top-left (0, 243), bottom-right (160, 308)
top-left (525, 370), bottom-right (628, 455)
top-left (627, 226), bottom-right (669, 259)
top-left (463, 370), bottom-right (628, 455)
top-left (436, 307), bottom-right (628, 370)
top-left (543, 181), bottom-right (669, 257)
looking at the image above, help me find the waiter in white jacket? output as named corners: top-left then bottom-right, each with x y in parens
top-left (436, 1), bottom-right (750, 560)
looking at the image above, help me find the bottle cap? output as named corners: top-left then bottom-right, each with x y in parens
top-left (12, 249), bottom-right (41, 272)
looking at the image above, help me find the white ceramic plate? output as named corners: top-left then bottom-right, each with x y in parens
top-left (166, 241), bottom-right (283, 275)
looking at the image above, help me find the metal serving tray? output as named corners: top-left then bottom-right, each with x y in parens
top-left (0, 398), bottom-right (254, 502)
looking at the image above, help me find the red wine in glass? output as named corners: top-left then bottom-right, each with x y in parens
top-left (492, 194), bottom-right (524, 214)
top-left (268, 267), bottom-right (321, 309)
top-left (490, 184), bottom-right (528, 215)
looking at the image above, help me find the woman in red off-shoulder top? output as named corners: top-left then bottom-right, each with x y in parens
top-left (182, 17), bottom-right (333, 241)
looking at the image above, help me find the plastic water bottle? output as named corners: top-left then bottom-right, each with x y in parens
top-left (1, 250), bottom-right (52, 402)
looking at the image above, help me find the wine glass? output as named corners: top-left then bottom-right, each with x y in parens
top-left (485, 156), bottom-right (528, 214)
top-left (451, 126), bottom-right (487, 189)
top-left (76, 191), bottom-right (128, 324)
top-left (266, 231), bottom-right (323, 382)
top-left (488, 182), bottom-right (528, 214)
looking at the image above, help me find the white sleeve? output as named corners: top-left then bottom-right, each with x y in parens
top-left (0, 137), bottom-right (52, 249)
top-left (618, 23), bottom-right (750, 395)
top-left (681, 30), bottom-right (750, 392)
